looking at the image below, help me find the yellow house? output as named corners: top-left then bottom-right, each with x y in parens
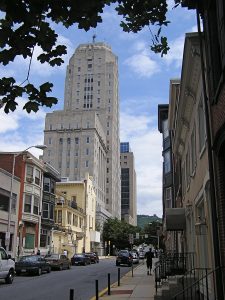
top-left (53, 173), bottom-right (98, 257)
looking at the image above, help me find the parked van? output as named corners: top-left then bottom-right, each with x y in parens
top-left (0, 247), bottom-right (15, 284)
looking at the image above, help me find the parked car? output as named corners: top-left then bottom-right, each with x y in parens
top-left (71, 254), bottom-right (91, 266)
top-left (116, 250), bottom-right (133, 267)
top-left (16, 255), bottom-right (51, 276)
top-left (45, 254), bottom-right (71, 270)
top-left (131, 251), bottom-right (139, 264)
top-left (0, 247), bottom-right (15, 284)
top-left (85, 252), bottom-right (99, 263)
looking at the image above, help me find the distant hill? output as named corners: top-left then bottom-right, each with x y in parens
top-left (137, 214), bottom-right (162, 228)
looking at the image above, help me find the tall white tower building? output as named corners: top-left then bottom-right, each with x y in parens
top-left (43, 42), bottom-right (121, 225)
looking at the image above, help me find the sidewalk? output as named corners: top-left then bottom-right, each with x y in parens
top-left (97, 258), bottom-right (158, 299)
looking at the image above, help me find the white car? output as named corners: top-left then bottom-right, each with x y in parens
top-left (131, 252), bottom-right (139, 264)
top-left (0, 247), bottom-right (15, 284)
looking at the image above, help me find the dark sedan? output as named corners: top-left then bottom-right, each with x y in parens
top-left (45, 254), bottom-right (71, 270)
top-left (71, 254), bottom-right (91, 266)
top-left (116, 250), bottom-right (133, 267)
top-left (16, 255), bottom-right (51, 276)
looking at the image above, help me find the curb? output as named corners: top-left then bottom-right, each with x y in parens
top-left (89, 263), bottom-right (142, 300)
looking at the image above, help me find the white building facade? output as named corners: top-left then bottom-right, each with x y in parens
top-left (43, 42), bottom-right (121, 227)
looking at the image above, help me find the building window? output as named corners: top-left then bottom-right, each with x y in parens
top-left (48, 138), bottom-right (52, 144)
top-left (75, 137), bottom-right (79, 144)
top-left (162, 119), bottom-right (169, 139)
top-left (44, 177), bottom-right (50, 192)
top-left (86, 148), bottom-right (89, 155)
top-left (75, 160), bottom-right (78, 168)
top-left (58, 210), bottom-right (62, 223)
top-left (50, 204), bottom-right (54, 220)
top-left (88, 64), bottom-right (92, 69)
top-left (35, 169), bottom-right (41, 185)
top-left (198, 97), bottom-right (206, 153)
top-left (107, 158), bottom-right (109, 163)
top-left (26, 165), bottom-right (33, 182)
top-left (107, 122), bottom-right (109, 127)
top-left (67, 212), bottom-right (71, 224)
top-left (108, 107), bottom-right (111, 112)
top-left (33, 196), bottom-right (39, 215)
top-left (85, 160), bottom-right (89, 167)
top-left (24, 194), bottom-right (32, 213)
top-left (191, 126), bottom-right (196, 174)
top-left (78, 67), bottom-right (81, 72)
top-left (107, 168), bottom-right (109, 173)
top-left (75, 151), bottom-right (78, 157)
top-left (59, 138), bottom-right (63, 144)
top-left (164, 150), bottom-right (171, 174)
top-left (86, 136), bottom-right (90, 143)
top-left (43, 202), bottom-right (49, 219)
top-left (107, 130), bottom-right (109, 135)
top-left (165, 187), bottom-right (172, 208)
top-left (49, 124), bottom-right (52, 130)
top-left (67, 138), bottom-right (71, 144)
top-left (106, 178), bottom-right (109, 183)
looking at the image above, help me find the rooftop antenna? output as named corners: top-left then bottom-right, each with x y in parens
top-left (92, 34), bottom-right (96, 43)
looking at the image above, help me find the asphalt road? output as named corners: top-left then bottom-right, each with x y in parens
top-left (0, 258), bottom-right (134, 300)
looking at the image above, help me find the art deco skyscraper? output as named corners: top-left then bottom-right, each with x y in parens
top-left (43, 42), bottom-right (121, 223)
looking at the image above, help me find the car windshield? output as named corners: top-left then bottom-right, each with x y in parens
top-left (46, 254), bottom-right (59, 259)
top-left (119, 251), bottom-right (129, 256)
top-left (19, 256), bottom-right (38, 262)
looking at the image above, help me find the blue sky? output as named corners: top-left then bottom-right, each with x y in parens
top-left (0, 1), bottom-right (196, 217)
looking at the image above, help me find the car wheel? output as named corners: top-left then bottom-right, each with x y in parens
top-left (59, 264), bottom-right (63, 271)
top-left (47, 267), bottom-right (51, 273)
top-left (5, 270), bottom-right (14, 284)
top-left (37, 268), bottom-right (42, 276)
top-left (84, 261), bottom-right (87, 266)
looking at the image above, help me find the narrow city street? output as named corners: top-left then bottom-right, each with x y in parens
top-left (0, 258), bottom-right (132, 300)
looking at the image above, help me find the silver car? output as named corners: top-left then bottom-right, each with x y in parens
top-left (131, 252), bottom-right (139, 264)
top-left (0, 247), bottom-right (15, 284)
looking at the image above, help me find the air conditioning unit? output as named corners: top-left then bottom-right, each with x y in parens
top-left (26, 177), bottom-right (33, 183)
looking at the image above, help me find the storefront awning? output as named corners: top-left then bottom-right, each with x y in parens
top-left (165, 208), bottom-right (186, 231)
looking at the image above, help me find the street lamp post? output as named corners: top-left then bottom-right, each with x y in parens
top-left (6, 145), bottom-right (47, 253)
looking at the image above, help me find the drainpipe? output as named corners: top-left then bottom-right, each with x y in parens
top-left (196, 8), bottom-right (223, 300)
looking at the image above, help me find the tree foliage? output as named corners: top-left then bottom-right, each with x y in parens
top-left (0, 0), bottom-right (170, 114)
top-left (102, 218), bottom-right (139, 250)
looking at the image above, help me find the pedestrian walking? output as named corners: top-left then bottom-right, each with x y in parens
top-left (145, 248), bottom-right (154, 275)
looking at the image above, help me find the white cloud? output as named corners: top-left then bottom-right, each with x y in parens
top-left (124, 52), bottom-right (160, 78)
top-left (0, 97), bottom-right (46, 133)
top-left (120, 112), bottom-right (163, 217)
top-left (12, 34), bottom-right (74, 79)
top-left (163, 34), bottom-right (185, 67)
